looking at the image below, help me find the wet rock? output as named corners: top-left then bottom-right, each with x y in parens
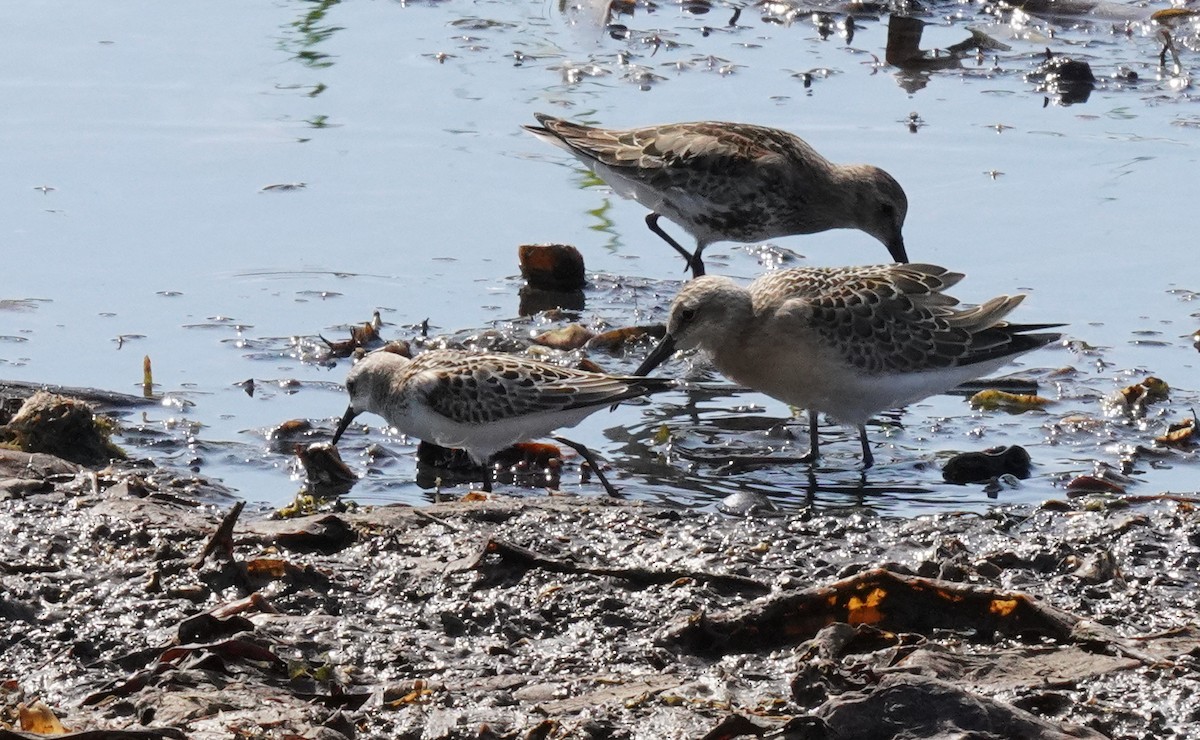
top-left (717, 490), bottom-right (782, 517)
top-left (296, 442), bottom-right (358, 497)
top-left (416, 439), bottom-right (477, 470)
top-left (272, 514), bottom-right (357, 554)
top-left (0, 391), bottom-right (126, 466)
top-left (1031, 53), bottom-right (1096, 84)
top-left (942, 445), bottom-right (1032, 483)
top-left (1112, 66), bottom-right (1138, 82)
top-left (1028, 52), bottom-right (1096, 105)
top-left (1067, 548), bottom-right (1123, 584)
top-left (0, 448), bottom-right (82, 478)
top-left (518, 243), bottom-right (586, 291)
top-left (1065, 474), bottom-right (1125, 494)
top-left (517, 244), bottom-right (588, 315)
top-left (518, 285), bottom-right (586, 315)
top-left (0, 477), bottom-right (53, 499)
top-left (816, 674), bottom-right (1107, 739)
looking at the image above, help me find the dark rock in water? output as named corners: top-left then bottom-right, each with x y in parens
top-left (296, 442), bottom-right (358, 497)
top-left (1113, 66), bottom-right (1138, 82)
top-left (718, 491), bottom-right (782, 518)
top-left (417, 440), bottom-right (478, 470)
top-left (519, 243), bottom-right (586, 291)
top-left (417, 440), bottom-right (562, 474)
top-left (1027, 53), bottom-right (1095, 105)
top-left (943, 445), bottom-right (1032, 484)
top-left (1037, 55), bottom-right (1096, 84)
top-left (0, 390), bottom-right (126, 467)
top-left (518, 285), bottom-right (586, 316)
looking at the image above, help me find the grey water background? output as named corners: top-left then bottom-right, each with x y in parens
top-left (1, 0), bottom-right (1197, 513)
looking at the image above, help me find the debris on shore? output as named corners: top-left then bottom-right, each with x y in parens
top-left (3, 407), bottom-right (1200, 738)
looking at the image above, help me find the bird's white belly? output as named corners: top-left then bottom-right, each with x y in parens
top-left (721, 355), bottom-right (1012, 427)
top-left (400, 404), bottom-right (598, 464)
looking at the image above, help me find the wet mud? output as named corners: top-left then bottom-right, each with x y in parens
top-left (3, 436), bottom-right (1200, 738)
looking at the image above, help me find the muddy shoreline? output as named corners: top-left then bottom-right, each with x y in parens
top-left (3, 432), bottom-right (1200, 739)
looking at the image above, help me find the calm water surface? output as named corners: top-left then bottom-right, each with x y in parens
top-left (2, 0), bottom-right (1197, 513)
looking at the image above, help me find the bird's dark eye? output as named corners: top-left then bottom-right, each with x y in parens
top-left (346, 378), bottom-right (358, 394)
top-left (678, 307), bottom-right (697, 324)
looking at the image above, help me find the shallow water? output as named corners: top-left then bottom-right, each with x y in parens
top-left (2, 0), bottom-right (1197, 514)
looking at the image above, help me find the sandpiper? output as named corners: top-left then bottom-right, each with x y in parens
top-left (331, 349), bottom-right (674, 494)
top-left (634, 263), bottom-right (1061, 467)
top-left (524, 113), bottom-right (910, 278)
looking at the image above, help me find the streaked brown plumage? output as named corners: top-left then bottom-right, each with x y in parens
top-left (634, 264), bottom-right (1061, 466)
top-left (331, 349), bottom-right (673, 494)
top-left (524, 113), bottom-right (910, 277)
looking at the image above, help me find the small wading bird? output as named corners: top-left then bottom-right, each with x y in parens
top-left (331, 349), bottom-right (674, 495)
top-left (633, 263), bottom-right (1062, 467)
top-left (524, 113), bottom-right (910, 278)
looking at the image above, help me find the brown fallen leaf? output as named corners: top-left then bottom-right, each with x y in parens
top-left (1152, 7), bottom-right (1200, 25)
top-left (1065, 475), bottom-right (1126, 494)
top-left (969, 389), bottom-right (1052, 411)
top-left (585, 324), bottom-right (666, 352)
top-left (245, 558), bottom-right (294, 579)
top-left (1156, 415), bottom-right (1197, 449)
top-left (320, 312), bottom-right (383, 358)
top-left (386, 680), bottom-right (435, 707)
top-left (532, 323), bottom-right (594, 350)
top-left (18, 700), bottom-right (67, 734)
top-left (1120, 376), bottom-right (1169, 406)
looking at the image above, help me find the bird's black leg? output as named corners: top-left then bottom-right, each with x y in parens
top-left (801, 411), bottom-right (819, 463)
top-left (552, 435), bottom-right (621, 497)
top-left (481, 464), bottom-right (493, 493)
top-left (645, 213), bottom-right (705, 278)
top-left (857, 424), bottom-right (874, 469)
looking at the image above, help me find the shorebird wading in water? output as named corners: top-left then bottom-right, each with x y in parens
top-left (524, 113), bottom-right (910, 278)
top-left (331, 349), bottom-right (674, 495)
top-left (633, 263), bottom-right (1062, 467)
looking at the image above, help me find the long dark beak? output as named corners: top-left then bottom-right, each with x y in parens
top-left (331, 406), bottom-right (360, 445)
top-left (634, 335), bottom-right (678, 377)
top-left (887, 235), bottom-right (908, 264)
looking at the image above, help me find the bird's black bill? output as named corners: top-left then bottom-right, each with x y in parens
top-left (888, 236), bottom-right (909, 264)
top-left (331, 406), bottom-right (360, 445)
top-left (633, 335), bottom-right (677, 377)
